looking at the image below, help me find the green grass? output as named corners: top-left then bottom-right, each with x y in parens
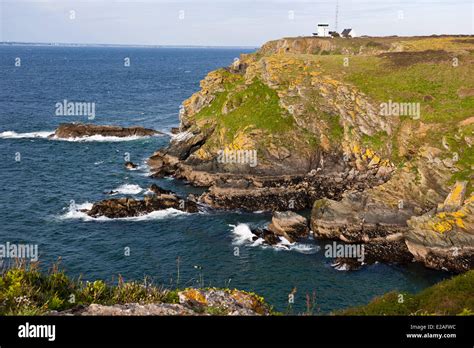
top-left (315, 54), bottom-right (474, 125)
top-left (195, 79), bottom-right (294, 142)
top-left (337, 270), bottom-right (474, 315)
top-left (0, 263), bottom-right (179, 315)
top-left (1, 264), bottom-right (471, 316)
top-left (361, 131), bottom-right (390, 154)
top-left (311, 51), bottom-right (473, 181)
top-left (0, 263), bottom-right (275, 316)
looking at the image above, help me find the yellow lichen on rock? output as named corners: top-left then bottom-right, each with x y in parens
top-left (438, 181), bottom-right (468, 212)
top-left (180, 289), bottom-right (208, 305)
top-left (364, 148), bottom-right (375, 159)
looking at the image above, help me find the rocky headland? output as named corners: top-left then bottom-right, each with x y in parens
top-left (145, 36), bottom-right (473, 273)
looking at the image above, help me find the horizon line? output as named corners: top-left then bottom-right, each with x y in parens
top-left (0, 41), bottom-right (259, 49)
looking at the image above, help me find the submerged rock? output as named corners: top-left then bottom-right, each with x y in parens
top-left (51, 123), bottom-right (161, 139)
top-left (124, 161), bottom-right (138, 170)
top-left (251, 227), bottom-right (283, 245)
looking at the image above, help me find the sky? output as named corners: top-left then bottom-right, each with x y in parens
top-left (0, 0), bottom-right (473, 46)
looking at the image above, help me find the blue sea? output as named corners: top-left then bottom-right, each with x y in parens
top-left (0, 45), bottom-right (448, 313)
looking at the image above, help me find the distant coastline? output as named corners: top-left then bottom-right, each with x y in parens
top-left (0, 41), bottom-right (258, 49)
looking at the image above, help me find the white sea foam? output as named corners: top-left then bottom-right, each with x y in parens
top-left (230, 223), bottom-right (319, 254)
top-left (60, 202), bottom-right (96, 221)
top-left (121, 209), bottom-right (187, 221)
top-left (0, 131), bottom-right (54, 139)
top-left (0, 130), bottom-right (158, 142)
top-left (137, 163), bottom-right (152, 176)
top-left (51, 134), bottom-right (154, 142)
top-left (331, 262), bottom-right (349, 271)
top-left (171, 131), bottom-right (193, 142)
top-left (110, 184), bottom-right (143, 195)
top-left (59, 202), bottom-right (187, 222)
top-left (231, 223), bottom-right (262, 246)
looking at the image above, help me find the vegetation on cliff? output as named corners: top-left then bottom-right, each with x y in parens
top-left (1, 264), bottom-right (472, 316)
top-left (338, 270), bottom-right (474, 316)
top-left (0, 264), bottom-right (272, 316)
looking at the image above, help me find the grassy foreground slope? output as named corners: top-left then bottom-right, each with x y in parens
top-left (0, 264), bottom-right (472, 315)
top-left (338, 270), bottom-right (474, 316)
top-left (0, 264), bottom-right (271, 316)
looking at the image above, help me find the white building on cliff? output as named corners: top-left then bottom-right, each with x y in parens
top-left (313, 23), bottom-right (330, 37)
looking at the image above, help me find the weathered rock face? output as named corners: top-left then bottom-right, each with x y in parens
top-left (51, 123), bottom-right (160, 139)
top-left (311, 156), bottom-right (473, 272)
top-left (257, 36), bottom-right (404, 56)
top-left (58, 303), bottom-right (197, 316)
top-left (405, 183), bottom-right (474, 272)
top-left (85, 185), bottom-right (198, 218)
top-left (149, 152), bottom-right (392, 211)
top-left (267, 211), bottom-right (309, 243)
top-left (177, 288), bottom-right (271, 315)
top-left (146, 37), bottom-right (402, 213)
top-left (55, 288), bottom-right (271, 316)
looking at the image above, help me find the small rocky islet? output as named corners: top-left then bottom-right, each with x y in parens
top-left (50, 123), bottom-right (162, 139)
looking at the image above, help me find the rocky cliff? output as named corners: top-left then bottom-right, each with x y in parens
top-left (149, 36), bottom-right (474, 272)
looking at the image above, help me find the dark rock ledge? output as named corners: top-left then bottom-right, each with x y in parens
top-left (50, 123), bottom-right (162, 139)
top-left (84, 184), bottom-right (198, 219)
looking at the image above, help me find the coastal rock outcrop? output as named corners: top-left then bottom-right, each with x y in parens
top-left (405, 183), bottom-right (474, 272)
top-left (148, 36), bottom-right (473, 272)
top-left (267, 211), bottom-right (309, 242)
top-left (57, 288), bottom-right (271, 316)
top-left (85, 185), bottom-right (198, 218)
top-left (51, 123), bottom-right (161, 139)
top-left (311, 156), bottom-right (473, 272)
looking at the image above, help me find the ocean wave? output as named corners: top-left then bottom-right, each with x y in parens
top-left (230, 223), bottom-right (319, 254)
top-left (171, 131), bottom-right (193, 142)
top-left (137, 163), bottom-right (152, 176)
top-left (109, 184), bottom-right (143, 195)
top-left (0, 130), bottom-right (54, 139)
top-left (50, 134), bottom-right (156, 142)
top-left (58, 202), bottom-right (187, 222)
top-left (0, 130), bottom-right (158, 142)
